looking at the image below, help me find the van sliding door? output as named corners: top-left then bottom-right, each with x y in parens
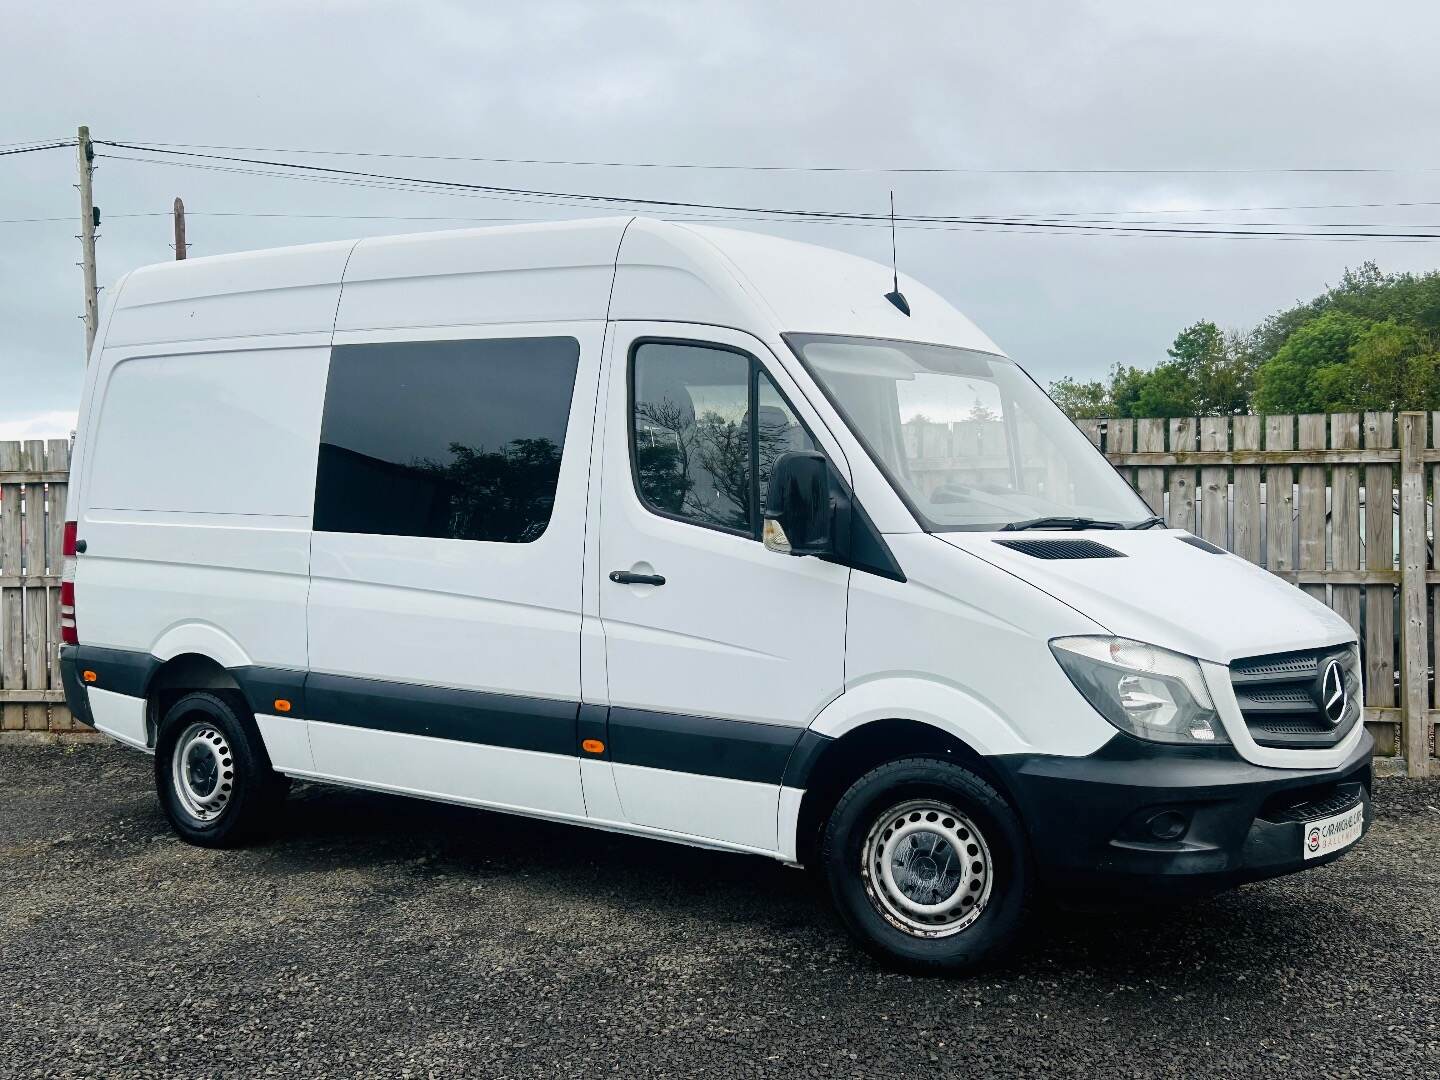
top-left (302, 325), bottom-right (604, 819)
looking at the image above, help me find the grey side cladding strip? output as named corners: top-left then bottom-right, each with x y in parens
top-left (230, 666), bottom-right (308, 716)
top-left (607, 706), bottom-right (802, 785)
top-left (304, 672), bottom-right (578, 756)
top-left (61, 646), bottom-right (812, 787)
top-left (780, 728), bottom-right (834, 789)
top-left (66, 645), bottom-right (161, 698)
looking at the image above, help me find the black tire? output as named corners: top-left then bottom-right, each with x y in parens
top-left (154, 691), bottom-right (284, 848)
top-left (821, 757), bottom-right (1031, 974)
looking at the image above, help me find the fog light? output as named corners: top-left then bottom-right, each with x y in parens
top-left (1146, 811), bottom-right (1189, 841)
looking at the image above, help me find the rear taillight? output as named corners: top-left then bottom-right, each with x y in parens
top-left (60, 521), bottom-right (78, 645)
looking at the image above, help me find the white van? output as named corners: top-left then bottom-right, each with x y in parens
top-left (60, 218), bottom-right (1372, 971)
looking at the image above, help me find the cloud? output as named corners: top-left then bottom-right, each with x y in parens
top-left (0, 410), bottom-right (78, 442)
top-left (2, 0), bottom-right (1438, 421)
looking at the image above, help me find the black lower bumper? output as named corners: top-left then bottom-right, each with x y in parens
top-left (993, 729), bottom-right (1374, 897)
top-left (58, 645), bottom-right (96, 730)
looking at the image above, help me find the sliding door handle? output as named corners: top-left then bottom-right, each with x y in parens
top-left (609, 570), bottom-right (666, 586)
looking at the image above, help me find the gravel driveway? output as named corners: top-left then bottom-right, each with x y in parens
top-left (1, 743), bottom-right (1437, 1079)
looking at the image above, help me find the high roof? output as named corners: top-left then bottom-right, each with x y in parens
top-left (102, 217), bottom-right (1002, 355)
top-left (613, 219), bottom-right (1001, 354)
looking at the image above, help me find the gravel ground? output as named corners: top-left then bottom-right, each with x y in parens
top-left (1, 744), bottom-right (1437, 1079)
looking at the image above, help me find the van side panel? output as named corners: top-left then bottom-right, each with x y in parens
top-left (68, 242), bottom-right (351, 752)
top-left (74, 337), bottom-right (330, 736)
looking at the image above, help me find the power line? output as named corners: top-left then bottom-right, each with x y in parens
top-left (995, 199), bottom-right (1440, 218)
top-left (0, 140), bottom-right (75, 157)
top-left (0, 210), bottom-right (534, 225)
top-left (13, 201), bottom-right (1440, 230)
top-left (104, 142), bottom-right (1440, 237)
top-left (112, 138), bottom-right (1440, 175)
top-left (92, 146), bottom-right (1440, 242)
top-left (7, 202), bottom-right (1438, 244)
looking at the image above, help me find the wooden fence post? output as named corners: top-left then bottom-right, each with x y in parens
top-left (1232, 416), bottom-right (1262, 564)
top-left (0, 441), bottom-right (22, 731)
top-left (1330, 413), bottom-right (1363, 637)
top-left (1364, 412), bottom-right (1396, 753)
top-left (1398, 412), bottom-right (1431, 777)
top-left (1198, 416), bottom-right (1229, 547)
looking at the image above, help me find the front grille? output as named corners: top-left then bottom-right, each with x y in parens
top-left (1260, 782), bottom-right (1365, 824)
top-left (1230, 644), bottom-right (1361, 749)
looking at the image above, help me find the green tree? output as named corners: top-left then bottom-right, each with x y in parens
top-left (1129, 363), bottom-right (1196, 417)
top-left (1108, 363), bottom-right (1151, 417)
top-left (1044, 263), bottom-right (1440, 419)
top-left (1311, 320), bottom-right (1440, 411)
top-left (1047, 376), bottom-right (1111, 418)
top-left (1161, 321), bottom-right (1256, 415)
top-left (1253, 310), bottom-right (1370, 412)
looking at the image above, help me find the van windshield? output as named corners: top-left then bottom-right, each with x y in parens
top-left (787, 334), bottom-right (1153, 532)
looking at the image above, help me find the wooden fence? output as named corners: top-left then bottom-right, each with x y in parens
top-left (0, 439), bottom-right (76, 732)
top-left (3, 418), bottom-right (1437, 773)
top-left (1077, 411), bottom-right (1438, 777)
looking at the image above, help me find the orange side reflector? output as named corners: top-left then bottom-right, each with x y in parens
top-left (581, 738), bottom-right (605, 755)
top-left (273, 699), bottom-right (292, 713)
top-left (81, 670), bottom-right (98, 683)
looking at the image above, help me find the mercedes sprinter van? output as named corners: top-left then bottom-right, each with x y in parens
top-left (60, 218), bottom-right (1372, 971)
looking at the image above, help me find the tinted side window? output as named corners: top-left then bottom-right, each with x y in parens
top-left (314, 337), bottom-right (579, 543)
top-left (631, 342), bottom-right (818, 536)
top-left (632, 342), bottom-right (751, 532)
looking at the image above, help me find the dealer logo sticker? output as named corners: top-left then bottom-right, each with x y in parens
top-left (1303, 804), bottom-right (1364, 860)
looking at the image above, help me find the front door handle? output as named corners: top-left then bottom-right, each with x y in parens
top-left (609, 570), bottom-right (666, 587)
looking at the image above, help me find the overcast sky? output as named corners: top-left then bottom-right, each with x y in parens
top-left (4, 1), bottom-right (1439, 438)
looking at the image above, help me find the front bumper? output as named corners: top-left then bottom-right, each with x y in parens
top-left (992, 729), bottom-right (1374, 896)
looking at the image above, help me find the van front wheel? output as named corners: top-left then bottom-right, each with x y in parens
top-left (155, 692), bottom-right (282, 848)
top-left (821, 757), bottom-right (1031, 973)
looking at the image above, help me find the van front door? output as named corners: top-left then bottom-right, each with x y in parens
top-left (591, 325), bottom-right (850, 852)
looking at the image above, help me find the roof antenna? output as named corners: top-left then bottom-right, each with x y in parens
top-left (884, 190), bottom-right (911, 316)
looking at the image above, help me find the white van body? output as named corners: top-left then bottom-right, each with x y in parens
top-left (62, 218), bottom-right (1372, 969)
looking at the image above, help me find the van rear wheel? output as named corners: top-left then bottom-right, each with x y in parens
top-left (155, 691), bottom-right (283, 848)
top-left (821, 757), bottom-right (1031, 973)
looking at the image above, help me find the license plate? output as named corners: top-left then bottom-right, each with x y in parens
top-left (1302, 802), bottom-right (1364, 860)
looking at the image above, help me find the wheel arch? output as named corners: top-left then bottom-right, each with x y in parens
top-left (144, 653), bottom-right (246, 749)
top-left (790, 716), bottom-right (1020, 869)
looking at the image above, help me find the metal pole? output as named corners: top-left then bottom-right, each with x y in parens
top-left (173, 197), bottom-right (187, 260)
top-left (77, 125), bottom-right (99, 363)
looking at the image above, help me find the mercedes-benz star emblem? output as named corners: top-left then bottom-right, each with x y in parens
top-left (1320, 659), bottom-right (1347, 726)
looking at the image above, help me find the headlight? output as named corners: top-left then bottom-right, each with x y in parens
top-left (1050, 636), bottom-right (1229, 745)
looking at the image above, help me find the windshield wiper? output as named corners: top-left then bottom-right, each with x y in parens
top-left (1128, 515), bottom-right (1167, 530)
top-left (1000, 516), bottom-right (1127, 532)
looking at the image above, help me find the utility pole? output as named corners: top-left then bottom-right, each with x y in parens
top-left (173, 197), bottom-right (187, 260)
top-left (76, 125), bottom-right (99, 363)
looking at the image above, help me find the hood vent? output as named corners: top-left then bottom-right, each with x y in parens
top-left (992, 538), bottom-right (1126, 560)
top-left (1178, 534), bottom-right (1226, 555)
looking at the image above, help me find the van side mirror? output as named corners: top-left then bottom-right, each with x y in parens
top-left (763, 451), bottom-right (833, 556)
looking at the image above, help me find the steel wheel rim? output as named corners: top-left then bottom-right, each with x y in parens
top-left (171, 721), bottom-right (235, 822)
top-left (861, 798), bottom-right (994, 938)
